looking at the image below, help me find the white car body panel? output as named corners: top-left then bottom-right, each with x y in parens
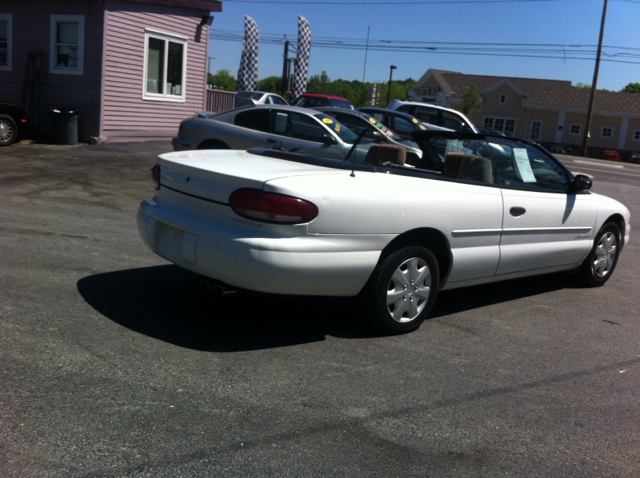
top-left (265, 172), bottom-right (503, 282)
top-left (138, 139), bottom-right (630, 298)
top-left (498, 189), bottom-right (597, 274)
top-left (137, 193), bottom-right (389, 296)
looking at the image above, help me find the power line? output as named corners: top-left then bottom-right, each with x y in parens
top-left (210, 30), bottom-right (640, 52)
top-left (209, 30), bottom-right (640, 65)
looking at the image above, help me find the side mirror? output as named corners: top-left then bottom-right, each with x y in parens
top-left (570, 174), bottom-right (592, 192)
top-left (372, 131), bottom-right (384, 143)
top-left (322, 134), bottom-right (337, 145)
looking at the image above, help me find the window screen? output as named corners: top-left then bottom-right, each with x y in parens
top-left (146, 38), bottom-right (164, 94)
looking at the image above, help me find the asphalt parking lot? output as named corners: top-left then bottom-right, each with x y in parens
top-left (1, 141), bottom-right (639, 477)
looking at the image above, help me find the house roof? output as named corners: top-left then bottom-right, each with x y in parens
top-left (426, 69), bottom-right (640, 114)
top-left (123, 0), bottom-right (222, 12)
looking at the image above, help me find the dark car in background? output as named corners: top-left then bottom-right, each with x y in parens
top-left (313, 107), bottom-right (423, 162)
top-left (476, 127), bottom-right (507, 137)
top-left (629, 153), bottom-right (640, 163)
top-left (357, 107), bottom-right (450, 141)
top-left (549, 144), bottom-right (566, 155)
top-left (292, 93), bottom-right (355, 110)
top-left (0, 100), bottom-right (31, 146)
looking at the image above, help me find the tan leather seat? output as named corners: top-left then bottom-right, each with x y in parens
top-left (364, 144), bottom-right (406, 166)
top-left (444, 152), bottom-right (465, 178)
top-left (444, 152), bottom-right (493, 183)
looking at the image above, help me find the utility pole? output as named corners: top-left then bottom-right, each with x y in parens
top-left (281, 40), bottom-right (289, 97)
top-left (581, 0), bottom-right (608, 157)
top-left (386, 65), bottom-right (397, 107)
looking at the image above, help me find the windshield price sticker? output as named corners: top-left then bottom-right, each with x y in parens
top-left (335, 124), bottom-right (340, 132)
top-left (513, 148), bottom-right (537, 183)
top-left (369, 117), bottom-right (376, 124)
top-left (322, 118), bottom-right (333, 124)
top-left (412, 118), bottom-right (418, 123)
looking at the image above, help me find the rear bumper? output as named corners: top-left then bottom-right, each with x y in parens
top-left (137, 198), bottom-right (386, 296)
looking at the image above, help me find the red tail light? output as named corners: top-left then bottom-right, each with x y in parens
top-left (229, 188), bottom-right (318, 224)
top-left (151, 164), bottom-right (161, 190)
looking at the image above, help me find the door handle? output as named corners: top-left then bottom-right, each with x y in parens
top-left (510, 207), bottom-right (526, 217)
top-left (266, 138), bottom-right (278, 143)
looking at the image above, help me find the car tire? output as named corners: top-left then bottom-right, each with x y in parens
top-left (362, 246), bottom-right (439, 334)
top-left (578, 222), bottom-right (620, 287)
top-left (0, 114), bottom-right (18, 146)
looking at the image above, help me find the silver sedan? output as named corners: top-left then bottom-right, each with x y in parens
top-left (172, 105), bottom-right (378, 162)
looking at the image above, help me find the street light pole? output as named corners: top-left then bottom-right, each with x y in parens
top-left (581, 0), bottom-right (608, 157)
top-left (386, 65), bottom-right (397, 107)
top-left (281, 40), bottom-right (289, 97)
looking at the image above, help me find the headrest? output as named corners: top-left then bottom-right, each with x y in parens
top-left (364, 144), bottom-right (406, 166)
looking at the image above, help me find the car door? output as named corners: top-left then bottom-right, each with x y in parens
top-left (229, 108), bottom-right (269, 149)
top-left (416, 134), bottom-right (503, 283)
top-left (492, 139), bottom-right (597, 275)
top-left (263, 109), bottom-right (344, 159)
top-left (389, 115), bottom-right (419, 141)
top-left (330, 112), bottom-right (380, 142)
top-left (397, 105), bottom-right (440, 128)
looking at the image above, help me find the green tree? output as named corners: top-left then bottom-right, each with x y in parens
top-left (290, 74), bottom-right (416, 107)
top-left (207, 69), bottom-right (237, 91)
top-left (572, 82), bottom-right (610, 92)
top-left (307, 71), bottom-right (331, 94)
top-left (257, 76), bottom-right (283, 94)
top-left (452, 85), bottom-right (482, 116)
top-left (621, 82), bottom-right (640, 94)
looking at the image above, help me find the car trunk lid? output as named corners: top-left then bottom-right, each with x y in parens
top-left (156, 149), bottom-right (345, 203)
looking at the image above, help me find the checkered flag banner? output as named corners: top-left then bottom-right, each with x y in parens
top-left (292, 16), bottom-right (311, 100)
top-left (237, 16), bottom-right (259, 92)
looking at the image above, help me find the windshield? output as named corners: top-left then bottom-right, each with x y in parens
top-left (313, 113), bottom-right (359, 144)
top-left (358, 113), bottom-right (403, 141)
top-left (329, 99), bottom-right (355, 110)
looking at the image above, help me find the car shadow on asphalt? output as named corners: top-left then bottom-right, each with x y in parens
top-left (432, 271), bottom-right (581, 319)
top-left (77, 265), bottom-right (581, 352)
top-left (77, 265), bottom-right (370, 351)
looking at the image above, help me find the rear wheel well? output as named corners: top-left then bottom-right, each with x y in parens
top-left (378, 228), bottom-right (452, 286)
top-left (197, 139), bottom-right (230, 150)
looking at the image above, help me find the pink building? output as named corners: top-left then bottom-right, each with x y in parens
top-left (1, 0), bottom-right (222, 143)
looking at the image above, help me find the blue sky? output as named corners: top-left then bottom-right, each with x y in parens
top-left (208, 0), bottom-right (640, 92)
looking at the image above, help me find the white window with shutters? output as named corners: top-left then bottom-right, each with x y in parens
top-left (143, 29), bottom-right (187, 102)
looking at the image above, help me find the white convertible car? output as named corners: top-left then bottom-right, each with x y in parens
top-left (137, 131), bottom-right (630, 334)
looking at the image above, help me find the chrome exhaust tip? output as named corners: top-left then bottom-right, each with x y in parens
top-left (199, 279), bottom-right (237, 296)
